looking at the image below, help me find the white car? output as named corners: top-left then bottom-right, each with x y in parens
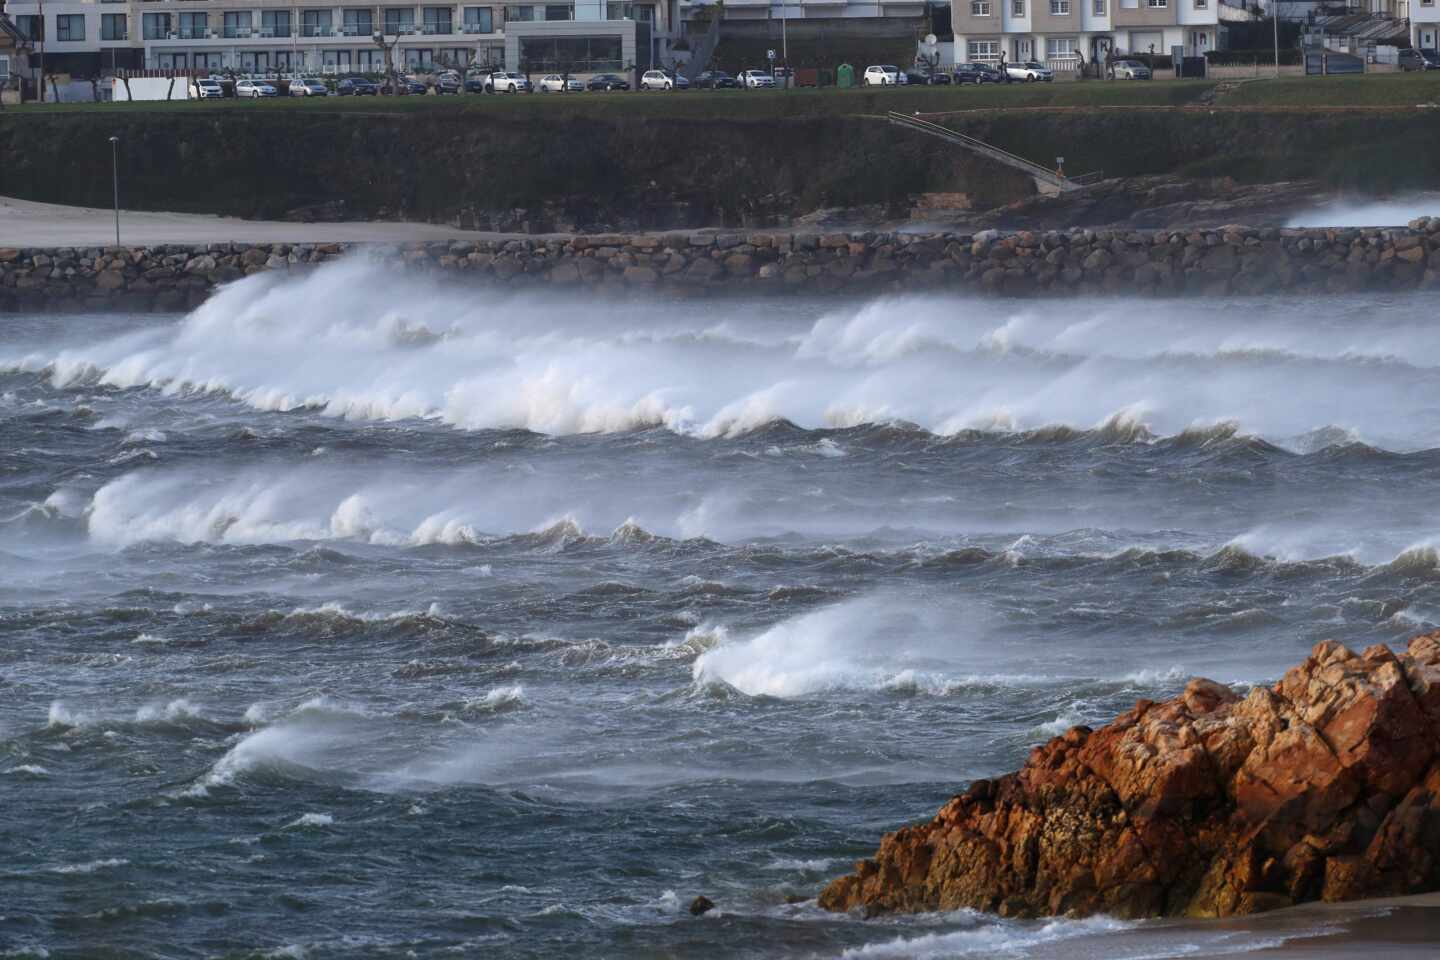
top-left (862, 65), bottom-right (902, 86)
top-left (536, 74), bottom-right (585, 93)
top-left (190, 77), bottom-right (223, 99)
top-left (737, 69), bottom-right (775, 89)
top-left (235, 79), bottom-right (279, 98)
top-left (289, 77), bottom-right (329, 96)
top-left (640, 69), bottom-right (677, 90)
top-left (485, 72), bottom-right (530, 93)
top-left (1006, 61), bottom-right (1054, 82)
top-left (1111, 59), bottom-right (1152, 80)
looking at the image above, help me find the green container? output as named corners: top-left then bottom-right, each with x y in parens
top-left (836, 63), bottom-right (854, 88)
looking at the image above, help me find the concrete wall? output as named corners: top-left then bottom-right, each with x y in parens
top-left (5, 221), bottom-right (1440, 312)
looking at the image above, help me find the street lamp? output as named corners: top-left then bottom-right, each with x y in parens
top-left (108, 135), bottom-right (120, 246)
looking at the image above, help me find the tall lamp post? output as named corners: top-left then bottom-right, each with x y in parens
top-left (109, 135), bottom-right (121, 245)
top-left (1273, 0), bottom-right (1280, 79)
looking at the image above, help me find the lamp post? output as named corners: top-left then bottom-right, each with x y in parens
top-left (109, 135), bottom-right (120, 246)
top-left (1273, 0), bottom-right (1280, 79)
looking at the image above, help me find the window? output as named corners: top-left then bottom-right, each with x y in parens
top-left (404, 48), bottom-right (434, 67)
top-left (423, 7), bottom-right (453, 33)
top-left (155, 52), bottom-right (187, 69)
top-left (142, 13), bottom-right (170, 40)
top-left (968, 39), bottom-right (1000, 60)
top-left (1050, 0), bottom-right (1070, 12)
top-left (16, 15), bottom-right (42, 41)
top-left (1012, 0), bottom-right (1024, 13)
top-left (519, 35), bottom-right (624, 72)
top-left (102, 13), bottom-right (128, 40)
top-left (0, 56), bottom-right (9, 81)
top-left (262, 11), bottom-right (292, 37)
top-left (506, 6), bottom-right (538, 21)
top-left (177, 12), bottom-right (206, 39)
top-left (194, 52), bottom-right (223, 70)
top-left (1046, 37), bottom-right (1077, 57)
top-left (344, 9), bottom-right (374, 36)
top-left (544, 4), bottom-right (573, 20)
top-left (303, 9), bottom-right (334, 36)
top-left (325, 49), bottom-right (354, 69)
top-left (240, 51), bottom-right (270, 71)
top-left (384, 8), bottom-right (415, 32)
top-left (357, 49), bottom-right (381, 70)
top-left (223, 13), bottom-right (249, 38)
top-left (1093, 0), bottom-right (1105, 13)
top-left (1193, 0), bottom-right (1206, 6)
top-left (971, 0), bottom-right (991, 13)
top-left (1147, 0), bottom-right (1167, 6)
top-left (274, 51), bottom-right (293, 70)
top-left (463, 8), bottom-right (494, 32)
top-left (57, 14), bottom-right (86, 41)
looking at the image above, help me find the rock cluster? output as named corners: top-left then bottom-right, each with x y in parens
top-left (4, 219), bottom-right (1440, 312)
top-left (819, 635), bottom-right (1440, 920)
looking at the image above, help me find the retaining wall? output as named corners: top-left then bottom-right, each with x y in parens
top-left (4, 222), bottom-right (1440, 312)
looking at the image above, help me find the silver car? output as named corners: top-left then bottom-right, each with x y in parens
top-left (1112, 59), bottom-right (1152, 80)
top-left (1005, 61), bottom-right (1054, 82)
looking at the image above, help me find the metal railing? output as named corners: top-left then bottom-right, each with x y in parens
top-left (887, 112), bottom-right (1089, 192)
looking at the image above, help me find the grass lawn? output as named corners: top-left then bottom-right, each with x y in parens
top-left (1218, 71), bottom-right (1440, 106)
top-left (2, 80), bottom-right (1218, 121)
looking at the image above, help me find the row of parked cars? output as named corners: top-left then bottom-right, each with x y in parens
top-left (863, 59), bottom-right (1154, 85)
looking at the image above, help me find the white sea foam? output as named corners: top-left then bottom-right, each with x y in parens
top-left (5, 764), bottom-right (50, 776)
top-left (135, 699), bottom-right (204, 723)
top-left (284, 813), bottom-right (335, 829)
top-left (51, 858), bottom-right (129, 874)
top-left (840, 914), bottom-right (1132, 959)
top-left (1286, 198), bottom-right (1440, 228)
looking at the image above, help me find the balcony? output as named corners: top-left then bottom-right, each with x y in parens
top-left (177, 27), bottom-right (210, 39)
top-left (341, 26), bottom-right (373, 36)
top-left (301, 25), bottom-right (337, 37)
top-left (223, 27), bottom-right (254, 38)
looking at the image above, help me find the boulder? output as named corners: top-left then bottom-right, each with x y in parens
top-left (818, 636), bottom-right (1440, 920)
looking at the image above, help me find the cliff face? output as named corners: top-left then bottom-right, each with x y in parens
top-left (819, 635), bottom-right (1440, 919)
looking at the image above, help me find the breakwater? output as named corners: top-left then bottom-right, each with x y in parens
top-left (4, 221), bottom-right (1440, 311)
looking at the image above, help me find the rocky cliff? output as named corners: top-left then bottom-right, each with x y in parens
top-left (819, 635), bottom-right (1440, 919)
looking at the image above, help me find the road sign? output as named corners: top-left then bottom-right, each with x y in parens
top-left (767, 49), bottom-right (777, 61)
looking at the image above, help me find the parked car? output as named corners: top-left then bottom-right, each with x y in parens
top-left (235, 79), bottom-right (279, 98)
top-left (435, 72), bottom-right (462, 94)
top-left (190, 77), bottom-right (224, 99)
top-left (1006, 61), bottom-right (1054, 82)
top-left (693, 70), bottom-right (739, 89)
top-left (464, 74), bottom-right (489, 93)
top-left (862, 64), bottom-right (904, 86)
top-left (395, 78), bottom-right (428, 95)
top-left (1399, 48), bottom-right (1440, 71)
top-left (289, 77), bottom-right (329, 96)
top-left (953, 63), bottom-right (1003, 84)
top-left (484, 72), bottom-right (530, 93)
top-left (640, 69), bottom-right (678, 90)
top-left (737, 68), bottom-right (776, 89)
top-left (337, 77), bottom-right (380, 95)
top-left (667, 70), bottom-right (691, 90)
top-left (906, 69), bottom-right (950, 85)
top-left (587, 73), bottom-right (630, 91)
top-left (1111, 59), bottom-right (1152, 80)
top-left (536, 74), bottom-right (585, 92)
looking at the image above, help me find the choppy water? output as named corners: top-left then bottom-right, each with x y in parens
top-left (4, 261), bottom-right (1440, 959)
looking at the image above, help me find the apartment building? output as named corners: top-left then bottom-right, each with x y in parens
top-left (1413, 0), bottom-right (1438, 50)
top-left (3, 0), bottom-right (673, 76)
top-left (952, 0), bottom-right (1220, 67)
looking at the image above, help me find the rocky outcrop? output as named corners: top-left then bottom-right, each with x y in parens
top-left (4, 220), bottom-right (1440, 313)
top-left (819, 635), bottom-right (1440, 920)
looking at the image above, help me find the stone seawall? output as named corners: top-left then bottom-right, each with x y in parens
top-left (4, 221), bottom-right (1440, 312)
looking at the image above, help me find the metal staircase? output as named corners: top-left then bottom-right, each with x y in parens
top-left (887, 112), bottom-right (1094, 195)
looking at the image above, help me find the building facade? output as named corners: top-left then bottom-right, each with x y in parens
top-left (2, 0), bottom-right (674, 75)
top-left (1413, 0), bottom-right (1438, 50)
top-left (951, 0), bottom-right (1220, 66)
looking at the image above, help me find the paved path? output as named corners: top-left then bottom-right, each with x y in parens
top-left (0, 196), bottom-right (503, 247)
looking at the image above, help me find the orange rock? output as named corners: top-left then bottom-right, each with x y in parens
top-left (818, 634), bottom-right (1440, 920)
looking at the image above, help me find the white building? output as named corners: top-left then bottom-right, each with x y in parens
top-left (1413, 0), bottom-right (1438, 50)
top-left (3, 0), bottom-right (675, 76)
top-left (951, 0), bottom-right (1221, 67)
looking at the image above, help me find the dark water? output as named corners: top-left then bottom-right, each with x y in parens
top-left (4, 263), bottom-right (1440, 959)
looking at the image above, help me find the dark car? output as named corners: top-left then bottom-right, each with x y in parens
top-left (337, 77), bottom-right (380, 96)
top-left (953, 63), bottom-right (1003, 84)
top-left (587, 73), bottom-right (630, 91)
top-left (1399, 48), bottom-right (1440, 71)
top-left (905, 69), bottom-right (951, 85)
top-left (436, 74), bottom-right (462, 94)
top-left (694, 70), bottom-right (738, 89)
top-left (464, 75), bottom-right (489, 93)
top-left (397, 78), bottom-right (428, 95)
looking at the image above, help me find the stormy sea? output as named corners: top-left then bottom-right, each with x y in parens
top-left (5, 259), bottom-right (1440, 958)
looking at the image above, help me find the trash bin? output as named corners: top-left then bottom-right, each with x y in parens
top-left (837, 63), bottom-right (855, 88)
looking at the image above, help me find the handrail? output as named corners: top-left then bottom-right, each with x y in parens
top-left (887, 112), bottom-right (1086, 191)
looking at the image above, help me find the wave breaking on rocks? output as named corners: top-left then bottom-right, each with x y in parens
top-left (819, 634), bottom-right (1440, 920)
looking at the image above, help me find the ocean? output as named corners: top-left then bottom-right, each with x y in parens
top-left (4, 259), bottom-right (1438, 958)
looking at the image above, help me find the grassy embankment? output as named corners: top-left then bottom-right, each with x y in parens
top-left (2, 74), bottom-right (1437, 225)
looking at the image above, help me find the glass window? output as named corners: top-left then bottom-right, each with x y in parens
top-left (303, 9), bottom-right (335, 36)
top-left (57, 14), bottom-right (86, 41)
top-left (545, 5), bottom-right (573, 20)
top-left (1050, 0), bottom-right (1070, 12)
top-left (970, 0), bottom-right (990, 13)
top-left (262, 11), bottom-right (292, 37)
top-left (404, 48), bottom-right (435, 66)
top-left (16, 15), bottom-right (43, 41)
top-left (1193, 0), bottom-right (1207, 7)
top-left (357, 49), bottom-right (381, 70)
top-left (967, 40), bottom-right (999, 60)
top-left (519, 36), bottom-right (624, 72)
top-left (1146, 0), bottom-right (1167, 6)
top-left (344, 9), bottom-right (374, 36)
top-left (0, 56), bottom-right (9, 80)
top-left (156, 52), bottom-right (188, 69)
top-left (194, 52), bottom-right (223, 70)
top-left (506, 6), bottom-right (537, 21)
top-left (102, 13), bottom-right (128, 41)
top-left (463, 8), bottom-right (494, 32)
top-left (142, 13), bottom-right (170, 40)
top-left (223, 12), bottom-right (249, 38)
top-left (1012, 0), bottom-right (1024, 13)
top-left (633, 3), bottom-right (655, 21)
top-left (178, 12), bottom-right (206, 39)
top-left (1046, 38), bottom-right (1077, 57)
top-left (1093, 0), bottom-right (1105, 12)
top-left (384, 8), bottom-right (416, 32)
top-left (423, 7), bottom-right (453, 32)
